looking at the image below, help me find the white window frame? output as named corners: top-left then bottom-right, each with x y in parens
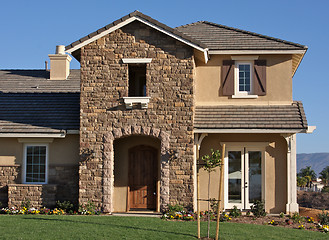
top-left (232, 61), bottom-right (258, 99)
top-left (22, 143), bottom-right (49, 184)
top-left (222, 142), bottom-right (267, 210)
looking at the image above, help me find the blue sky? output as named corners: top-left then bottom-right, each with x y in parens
top-left (1, 0), bottom-right (328, 153)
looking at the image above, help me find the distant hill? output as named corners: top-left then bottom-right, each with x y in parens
top-left (297, 153), bottom-right (329, 176)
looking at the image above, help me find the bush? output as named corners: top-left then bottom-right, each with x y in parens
top-left (251, 200), bottom-right (266, 218)
top-left (168, 204), bottom-right (185, 213)
top-left (78, 201), bottom-right (100, 215)
top-left (209, 199), bottom-right (218, 214)
top-left (56, 201), bottom-right (74, 213)
top-left (291, 212), bottom-right (304, 223)
top-left (21, 199), bottom-right (31, 209)
top-left (322, 186), bottom-right (329, 193)
top-left (318, 210), bottom-right (329, 225)
top-left (229, 206), bottom-right (241, 218)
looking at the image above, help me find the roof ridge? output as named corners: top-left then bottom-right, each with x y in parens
top-left (66, 11), bottom-right (207, 53)
top-left (202, 21), bottom-right (307, 49)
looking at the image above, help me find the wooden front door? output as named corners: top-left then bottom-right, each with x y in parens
top-left (128, 145), bottom-right (157, 210)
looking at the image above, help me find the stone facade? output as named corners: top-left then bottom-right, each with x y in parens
top-left (48, 164), bottom-right (79, 205)
top-left (0, 164), bottom-right (78, 208)
top-left (79, 21), bottom-right (195, 212)
top-left (0, 165), bottom-right (20, 206)
top-left (8, 184), bottom-right (57, 208)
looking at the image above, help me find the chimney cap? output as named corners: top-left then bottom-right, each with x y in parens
top-left (56, 45), bottom-right (66, 55)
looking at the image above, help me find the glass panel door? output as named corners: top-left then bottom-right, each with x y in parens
top-left (247, 151), bottom-right (262, 208)
top-left (225, 148), bottom-right (263, 210)
top-left (227, 151), bottom-right (243, 209)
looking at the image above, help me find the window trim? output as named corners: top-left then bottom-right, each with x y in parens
top-left (22, 143), bottom-right (49, 184)
top-left (233, 61), bottom-right (258, 98)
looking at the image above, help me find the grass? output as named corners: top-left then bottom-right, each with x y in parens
top-left (0, 215), bottom-right (327, 239)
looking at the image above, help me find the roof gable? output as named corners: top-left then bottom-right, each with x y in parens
top-left (65, 11), bottom-right (208, 62)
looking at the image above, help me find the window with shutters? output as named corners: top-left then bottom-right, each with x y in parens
top-left (222, 59), bottom-right (266, 98)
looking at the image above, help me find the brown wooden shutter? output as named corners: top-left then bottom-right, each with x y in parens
top-left (222, 60), bottom-right (234, 96)
top-left (254, 60), bottom-right (266, 96)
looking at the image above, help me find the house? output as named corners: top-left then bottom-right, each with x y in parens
top-left (0, 11), bottom-right (315, 214)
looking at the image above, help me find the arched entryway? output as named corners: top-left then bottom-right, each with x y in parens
top-left (102, 126), bottom-right (170, 213)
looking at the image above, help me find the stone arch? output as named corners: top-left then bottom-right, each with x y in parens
top-left (102, 126), bottom-right (170, 213)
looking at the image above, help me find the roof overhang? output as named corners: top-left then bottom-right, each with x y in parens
top-left (0, 132), bottom-right (66, 138)
top-left (66, 16), bottom-right (209, 63)
top-left (194, 129), bottom-right (307, 134)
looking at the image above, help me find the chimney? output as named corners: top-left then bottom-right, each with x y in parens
top-left (48, 45), bottom-right (72, 80)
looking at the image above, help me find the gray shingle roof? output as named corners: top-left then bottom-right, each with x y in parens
top-left (65, 10), bottom-right (207, 53)
top-left (0, 70), bottom-right (80, 133)
top-left (194, 102), bottom-right (308, 130)
top-left (0, 70), bottom-right (80, 93)
top-left (0, 92), bottom-right (79, 133)
top-left (176, 21), bottom-right (307, 51)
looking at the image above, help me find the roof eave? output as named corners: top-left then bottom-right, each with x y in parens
top-left (193, 128), bottom-right (307, 134)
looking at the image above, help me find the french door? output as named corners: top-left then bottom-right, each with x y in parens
top-left (224, 146), bottom-right (264, 210)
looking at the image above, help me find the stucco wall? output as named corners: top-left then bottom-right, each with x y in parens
top-left (195, 54), bottom-right (292, 105)
top-left (0, 135), bottom-right (79, 166)
top-left (198, 133), bottom-right (287, 213)
top-left (113, 136), bottom-right (161, 212)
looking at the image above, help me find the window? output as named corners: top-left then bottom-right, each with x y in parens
top-left (235, 62), bottom-right (252, 96)
top-left (23, 144), bottom-right (48, 184)
top-left (122, 58), bottom-right (152, 109)
top-left (128, 64), bottom-right (146, 97)
top-left (222, 59), bottom-right (266, 98)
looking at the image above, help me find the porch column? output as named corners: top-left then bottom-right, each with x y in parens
top-left (284, 134), bottom-right (298, 213)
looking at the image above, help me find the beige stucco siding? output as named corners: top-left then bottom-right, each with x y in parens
top-left (113, 136), bottom-right (161, 212)
top-left (198, 133), bottom-right (287, 213)
top-left (0, 135), bottom-right (79, 166)
top-left (195, 54), bottom-right (292, 105)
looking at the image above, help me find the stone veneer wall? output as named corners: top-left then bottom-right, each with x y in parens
top-left (79, 21), bottom-right (195, 212)
top-left (48, 164), bottom-right (79, 206)
top-left (0, 165), bottom-right (20, 206)
top-left (8, 184), bottom-right (57, 208)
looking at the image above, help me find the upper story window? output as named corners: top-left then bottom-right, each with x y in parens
top-left (128, 64), bottom-right (146, 97)
top-left (23, 144), bottom-right (48, 184)
top-left (122, 58), bottom-right (152, 109)
top-left (236, 62), bottom-right (252, 95)
top-left (222, 58), bottom-right (266, 98)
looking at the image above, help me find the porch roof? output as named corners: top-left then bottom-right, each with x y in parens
top-left (194, 101), bottom-right (308, 132)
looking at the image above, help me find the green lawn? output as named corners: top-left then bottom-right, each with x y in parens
top-left (0, 215), bottom-right (327, 240)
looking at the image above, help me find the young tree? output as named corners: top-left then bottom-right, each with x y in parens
top-left (201, 149), bottom-right (221, 239)
top-left (297, 166), bottom-right (316, 187)
top-left (319, 166), bottom-right (329, 185)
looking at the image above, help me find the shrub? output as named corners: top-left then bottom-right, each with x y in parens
top-left (78, 201), bottom-right (101, 215)
top-left (318, 210), bottom-right (329, 225)
top-left (251, 200), bottom-right (266, 218)
top-left (56, 200), bottom-right (74, 213)
top-left (279, 212), bottom-right (285, 218)
top-left (21, 199), bottom-right (31, 209)
top-left (168, 204), bottom-right (185, 213)
top-left (229, 206), bottom-right (241, 218)
top-left (209, 198), bottom-right (218, 214)
top-left (291, 212), bottom-right (305, 223)
top-left (321, 186), bottom-right (329, 193)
